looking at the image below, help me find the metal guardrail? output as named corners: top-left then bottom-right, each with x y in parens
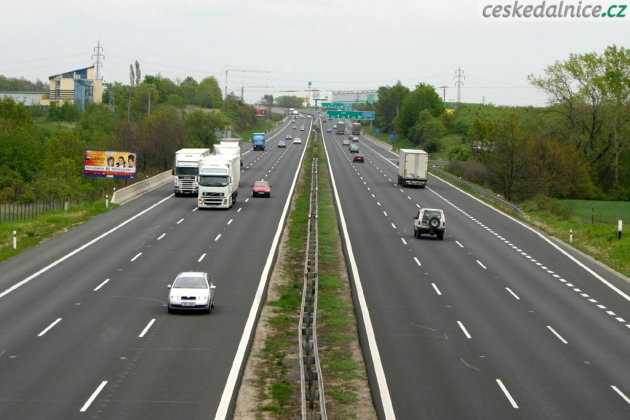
top-left (430, 166), bottom-right (524, 216)
top-left (298, 153), bottom-right (327, 420)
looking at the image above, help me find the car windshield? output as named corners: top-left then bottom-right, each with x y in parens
top-left (254, 181), bottom-right (268, 187)
top-left (199, 175), bottom-right (229, 187)
top-left (174, 276), bottom-right (207, 288)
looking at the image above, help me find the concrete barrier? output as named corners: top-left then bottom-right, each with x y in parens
top-left (111, 170), bottom-right (174, 204)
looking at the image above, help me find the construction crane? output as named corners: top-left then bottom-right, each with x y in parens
top-left (224, 68), bottom-right (270, 100)
top-left (240, 85), bottom-right (274, 103)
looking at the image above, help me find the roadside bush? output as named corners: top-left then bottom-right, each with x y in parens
top-left (524, 194), bottom-right (573, 220)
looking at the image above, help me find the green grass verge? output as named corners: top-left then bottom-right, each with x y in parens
top-left (0, 200), bottom-right (116, 263)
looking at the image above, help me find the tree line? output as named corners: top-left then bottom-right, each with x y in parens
top-left (0, 68), bottom-right (279, 203)
top-left (356, 45), bottom-right (630, 202)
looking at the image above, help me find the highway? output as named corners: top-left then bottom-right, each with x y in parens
top-left (0, 115), bottom-right (312, 419)
top-left (322, 117), bottom-right (630, 419)
top-left (2, 110), bottom-right (630, 420)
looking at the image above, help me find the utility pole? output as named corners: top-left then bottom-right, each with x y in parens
top-left (439, 85), bottom-right (448, 103)
top-left (454, 66), bottom-right (465, 107)
top-left (92, 41), bottom-right (105, 80)
top-left (224, 67), bottom-right (270, 100)
top-left (482, 96), bottom-right (486, 106)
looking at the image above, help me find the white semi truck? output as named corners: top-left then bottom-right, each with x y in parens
top-left (398, 149), bottom-right (429, 188)
top-left (215, 138), bottom-right (243, 166)
top-left (173, 148), bottom-right (211, 196)
top-left (197, 154), bottom-right (241, 209)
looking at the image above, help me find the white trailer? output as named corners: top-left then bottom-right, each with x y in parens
top-left (197, 155), bottom-right (240, 209)
top-left (173, 148), bottom-right (211, 196)
top-left (398, 149), bottom-right (429, 188)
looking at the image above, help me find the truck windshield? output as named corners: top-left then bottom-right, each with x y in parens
top-left (199, 175), bottom-right (229, 187)
top-left (175, 167), bottom-right (198, 176)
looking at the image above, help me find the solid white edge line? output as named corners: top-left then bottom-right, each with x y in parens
top-left (457, 321), bottom-right (472, 339)
top-left (37, 318), bottom-right (62, 337)
top-left (139, 319), bottom-right (156, 338)
top-left (94, 279), bottom-right (110, 291)
top-left (496, 379), bottom-right (519, 408)
top-left (0, 194), bottom-right (173, 300)
top-left (79, 381), bottom-right (108, 412)
top-left (214, 126), bottom-right (311, 420)
top-left (318, 128), bottom-right (396, 419)
top-left (547, 326), bottom-right (568, 344)
top-left (612, 385), bottom-right (630, 405)
top-left (432, 283), bottom-right (442, 295)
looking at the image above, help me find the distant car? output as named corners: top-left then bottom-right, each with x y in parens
top-left (286, 134), bottom-right (292, 140)
top-left (343, 139), bottom-right (351, 146)
top-left (352, 136), bottom-right (359, 142)
top-left (277, 140), bottom-right (287, 148)
top-left (292, 125), bottom-right (297, 129)
top-left (168, 272), bottom-right (216, 314)
top-left (300, 127), bottom-right (305, 131)
top-left (349, 144), bottom-right (359, 153)
top-left (333, 124), bottom-right (337, 129)
top-left (294, 137), bottom-right (302, 144)
top-left (301, 115), bottom-right (305, 119)
top-left (323, 120), bottom-right (327, 123)
top-left (252, 180), bottom-right (272, 197)
top-left (326, 128), bottom-right (332, 133)
top-left (353, 153), bottom-right (365, 163)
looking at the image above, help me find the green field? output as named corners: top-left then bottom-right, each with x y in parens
top-left (561, 200), bottom-right (630, 225)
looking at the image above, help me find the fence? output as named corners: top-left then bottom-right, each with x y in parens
top-left (0, 198), bottom-right (73, 223)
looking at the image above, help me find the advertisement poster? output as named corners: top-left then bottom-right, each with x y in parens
top-left (84, 150), bottom-right (138, 179)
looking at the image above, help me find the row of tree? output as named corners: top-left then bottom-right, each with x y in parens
top-left (356, 45), bottom-right (629, 202)
top-left (0, 68), bottom-right (278, 203)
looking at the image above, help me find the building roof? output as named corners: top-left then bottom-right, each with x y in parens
top-left (49, 66), bottom-right (95, 80)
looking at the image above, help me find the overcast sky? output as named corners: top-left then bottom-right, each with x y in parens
top-left (1, 0), bottom-right (626, 106)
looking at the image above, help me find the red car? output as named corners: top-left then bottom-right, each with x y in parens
top-left (353, 153), bottom-right (364, 163)
top-left (252, 180), bottom-right (272, 197)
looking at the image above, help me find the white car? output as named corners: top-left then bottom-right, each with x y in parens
top-left (168, 271), bottom-right (216, 313)
top-left (300, 127), bottom-right (305, 131)
top-left (294, 137), bottom-right (302, 144)
top-left (413, 208), bottom-right (446, 240)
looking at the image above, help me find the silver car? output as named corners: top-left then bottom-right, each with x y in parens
top-left (168, 271), bottom-right (216, 314)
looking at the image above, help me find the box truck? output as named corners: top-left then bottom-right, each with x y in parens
top-left (336, 121), bottom-right (345, 135)
top-left (198, 154), bottom-right (240, 209)
top-left (173, 148), bottom-right (211, 196)
top-left (252, 133), bottom-right (266, 151)
top-left (398, 149), bottom-right (429, 187)
top-left (352, 122), bottom-right (361, 135)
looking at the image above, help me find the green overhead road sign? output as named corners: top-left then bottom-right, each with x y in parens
top-left (322, 102), bottom-right (346, 109)
top-left (326, 110), bottom-right (375, 120)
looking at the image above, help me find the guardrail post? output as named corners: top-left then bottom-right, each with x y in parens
top-left (569, 229), bottom-right (573, 243)
top-left (13, 230), bottom-right (17, 249)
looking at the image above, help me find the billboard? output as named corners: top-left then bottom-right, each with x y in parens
top-left (255, 109), bottom-right (266, 116)
top-left (84, 149), bottom-right (138, 179)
